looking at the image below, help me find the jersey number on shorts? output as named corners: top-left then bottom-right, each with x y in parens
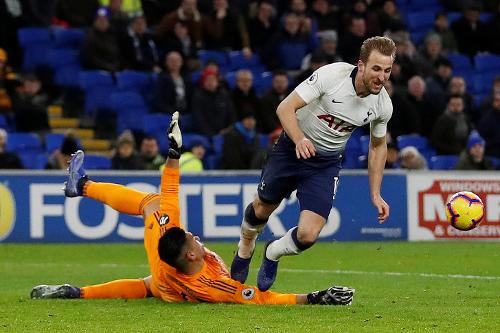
top-left (332, 177), bottom-right (339, 199)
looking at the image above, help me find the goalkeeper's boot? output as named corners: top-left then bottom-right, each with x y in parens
top-left (64, 150), bottom-right (88, 197)
top-left (31, 284), bottom-right (81, 299)
top-left (230, 251), bottom-right (253, 284)
top-left (167, 111), bottom-right (182, 159)
top-left (307, 286), bottom-right (355, 305)
top-left (257, 241), bottom-right (279, 291)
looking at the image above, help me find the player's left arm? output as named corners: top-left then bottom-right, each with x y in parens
top-left (368, 97), bottom-right (392, 224)
top-left (368, 134), bottom-right (389, 223)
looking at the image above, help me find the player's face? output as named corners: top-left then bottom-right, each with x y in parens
top-left (359, 50), bottom-right (393, 95)
top-left (185, 232), bottom-right (205, 259)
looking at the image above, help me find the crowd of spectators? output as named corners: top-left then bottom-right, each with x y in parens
top-left (0, 0), bottom-right (499, 171)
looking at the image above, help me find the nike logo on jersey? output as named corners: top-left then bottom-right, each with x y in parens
top-left (363, 110), bottom-right (373, 123)
top-left (331, 98), bottom-right (342, 103)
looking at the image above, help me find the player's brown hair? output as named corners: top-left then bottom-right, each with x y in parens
top-left (359, 36), bottom-right (396, 63)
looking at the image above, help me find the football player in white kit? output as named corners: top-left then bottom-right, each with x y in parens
top-left (231, 36), bottom-right (397, 291)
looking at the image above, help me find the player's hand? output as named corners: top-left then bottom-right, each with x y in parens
top-left (295, 137), bottom-right (316, 159)
top-left (372, 195), bottom-right (389, 224)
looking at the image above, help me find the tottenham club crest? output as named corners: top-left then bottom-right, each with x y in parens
top-left (242, 287), bottom-right (255, 300)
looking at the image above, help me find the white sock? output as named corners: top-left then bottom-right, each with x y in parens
top-left (266, 227), bottom-right (301, 261)
top-left (237, 221), bottom-right (265, 259)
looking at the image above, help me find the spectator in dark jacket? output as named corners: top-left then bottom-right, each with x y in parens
top-left (81, 8), bottom-right (121, 72)
top-left (158, 21), bottom-right (199, 71)
top-left (257, 70), bottom-right (290, 134)
top-left (477, 93), bottom-right (500, 159)
top-left (111, 130), bottom-right (144, 170)
top-left (152, 51), bottom-right (193, 115)
top-left (220, 111), bottom-right (265, 170)
top-left (385, 80), bottom-right (420, 140)
top-left (119, 13), bottom-right (159, 71)
top-left (455, 131), bottom-right (495, 170)
top-left (231, 69), bottom-right (260, 121)
top-left (246, 0), bottom-right (278, 56)
top-left (45, 133), bottom-right (80, 170)
top-left (338, 16), bottom-right (368, 65)
top-left (431, 95), bottom-right (471, 155)
top-left (426, 12), bottom-right (457, 54)
top-left (191, 67), bottom-right (236, 135)
top-left (451, 4), bottom-right (488, 56)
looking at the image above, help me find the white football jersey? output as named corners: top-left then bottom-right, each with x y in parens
top-left (294, 62), bottom-right (393, 153)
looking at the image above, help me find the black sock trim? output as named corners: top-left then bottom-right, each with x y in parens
top-left (245, 203), bottom-right (268, 226)
top-left (291, 227), bottom-right (315, 251)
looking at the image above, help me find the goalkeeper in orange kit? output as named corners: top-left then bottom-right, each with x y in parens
top-left (30, 112), bottom-right (354, 306)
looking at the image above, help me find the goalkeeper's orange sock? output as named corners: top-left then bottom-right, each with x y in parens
top-left (81, 279), bottom-right (148, 299)
top-left (84, 181), bottom-right (157, 215)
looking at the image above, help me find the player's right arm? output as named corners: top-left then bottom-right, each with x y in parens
top-left (276, 91), bottom-right (315, 159)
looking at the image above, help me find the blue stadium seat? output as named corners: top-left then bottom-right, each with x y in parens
top-left (117, 108), bottom-right (150, 133)
top-left (447, 12), bottom-right (462, 23)
top-left (183, 133), bottom-right (211, 150)
top-left (224, 71), bottom-right (237, 89)
top-left (490, 157), bottom-right (500, 169)
top-left (480, 13), bottom-right (493, 23)
top-left (258, 134), bottom-right (270, 149)
top-left (19, 152), bottom-right (48, 169)
top-left (228, 51), bottom-right (265, 72)
top-left (254, 72), bottom-right (273, 96)
top-left (45, 133), bottom-right (65, 154)
top-left (110, 91), bottom-right (147, 114)
top-left (359, 135), bottom-right (370, 155)
top-left (406, 11), bottom-right (435, 32)
top-left (430, 155), bottom-right (459, 170)
top-left (6, 133), bottom-right (43, 153)
top-left (18, 28), bottom-right (52, 70)
top-left (116, 71), bottom-right (153, 92)
top-left (474, 73), bottom-right (496, 94)
top-left (143, 113), bottom-right (171, 136)
top-left (84, 154), bottom-right (111, 170)
top-left (408, 0), bottom-right (441, 11)
top-left (54, 65), bottom-right (82, 87)
top-left (0, 114), bottom-right (8, 129)
top-left (447, 53), bottom-right (472, 71)
top-left (410, 31), bottom-right (427, 45)
top-left (212, 134), bottom-right (224, 156)
top-left (205, 154), bottom-right (220, 170)
top-left (474, 54), bottom-right (500, 73)
top-left (191, 70), bottom-right (202, 84)
top-left (47, 49), bottom-right (80, 68)
top-left (52, 28), bottom-right (85, 49)
top-left (397, 135), bottom-right (429, 151)
top-left (80, 71), bottom-right (116, 114)
top-left (198, 50), bottom-right (228, 68)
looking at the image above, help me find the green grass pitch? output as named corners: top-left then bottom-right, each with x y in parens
top-left (1, 241), bottom-right (499, 332)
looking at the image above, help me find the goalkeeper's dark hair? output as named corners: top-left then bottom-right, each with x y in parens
top-left (158, 227), bottom-right (187, 269)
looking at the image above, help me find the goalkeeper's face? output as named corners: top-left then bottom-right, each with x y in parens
top-left (185, 232), bottom-right (205, 260)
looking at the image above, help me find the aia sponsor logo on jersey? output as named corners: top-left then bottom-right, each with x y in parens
top-left (317, 114), bottom-right (357, 132)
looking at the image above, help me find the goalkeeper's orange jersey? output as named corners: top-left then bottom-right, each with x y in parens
top-left (143, 167), bottom-right (297, 305)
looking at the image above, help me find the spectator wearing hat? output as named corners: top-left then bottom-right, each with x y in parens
top-left (231, 69), bottom-right (260, 121)
top-left (220, 111), bottom-right (265, 170)
top-left (12, 73), bottom-right (50, 134)
top-left (477, 93), bottom-right (500, 159)
top-left (179, 139), bottom-right (207, 172)
top-left (431, 94), bottom-right (471, 155)
top-left (139, 135), bottom-right (165, 170)
top-left (152, 51), bottom-right (193, 115)
top-left (191, 67), bottom-right (236, 136)
top-left (119, 13), bottom-right (160, 71)
top-left (81, 7), bottom-right (122, 72)
top-left (111, 130), bottom-right (144, 169)
top-left (455, 131), bottom-right (494, 170)
top-left (0, 129), bottom-right (23, 169)
top-left (45, 133), bottom-right (80, 170)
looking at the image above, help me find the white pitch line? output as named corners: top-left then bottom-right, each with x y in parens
top-left (8, 263), bottom-right (500, 280)
top-left (279, 268), bottom-right (500, 280)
